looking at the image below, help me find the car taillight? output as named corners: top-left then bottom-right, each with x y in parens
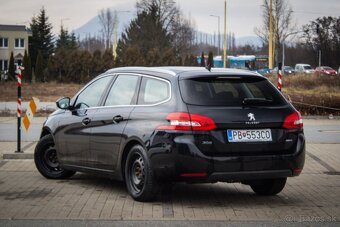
top-left (157, 112), bottom-right (216, 131)
top-left (283, 111), bottom-right (303, 129)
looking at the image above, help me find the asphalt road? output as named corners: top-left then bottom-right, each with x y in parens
top-left (0, 117), bottom-right (339, 143)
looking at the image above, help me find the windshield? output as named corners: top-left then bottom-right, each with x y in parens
top-left (179, 76), bottom-right (287, 106)
top-left (304, 66), bottom-right (312, 70)
top-left (284, 66), bottom-right (293, 70)
top-left (323, 67), bottom-right (333, 70)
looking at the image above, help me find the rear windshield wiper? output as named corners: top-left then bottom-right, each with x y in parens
top-left (242, 98), bottom-right (273, 105)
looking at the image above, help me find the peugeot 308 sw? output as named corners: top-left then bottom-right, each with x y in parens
top-left (35, 67), bottom-right (305, 201)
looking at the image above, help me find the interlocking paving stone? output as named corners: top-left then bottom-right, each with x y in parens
top-left (0, 143), bottom-right (338, 223)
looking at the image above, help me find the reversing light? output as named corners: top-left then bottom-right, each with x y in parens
top-left (283, 111), bottom-right (303, 129)
top-left (157, 112), bottom-right (216, 131)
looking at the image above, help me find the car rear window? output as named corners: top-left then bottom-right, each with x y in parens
top-left (137, 77), bottom-right (170, 105)
top-left (179, 76), bottom-right (287, 106)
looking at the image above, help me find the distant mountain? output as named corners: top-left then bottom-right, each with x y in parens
top-left (74, 12), bottom-right (134, 40)
top-left (73, 1), bottom-right (135, 40)
top-left (236, 36), bottom-right (262, 47)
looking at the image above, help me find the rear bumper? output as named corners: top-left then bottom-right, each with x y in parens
top-left (149, 131), bottom-right (305, 182)
top-left (209, 170), bottom-right (292, 182)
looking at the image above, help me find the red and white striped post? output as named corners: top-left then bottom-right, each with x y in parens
top-left (277, 62), bottom-right (282, 91)
top-left (16, 66), bottom-right (24, 153)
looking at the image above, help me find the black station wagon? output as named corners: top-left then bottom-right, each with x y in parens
top-left (35, 67), bottom-right (305, 201)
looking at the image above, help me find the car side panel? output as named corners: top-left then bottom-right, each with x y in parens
top-left (88, 106), bottom-right (134, 172)
top-left (54, 108), bottom-right (97, 167)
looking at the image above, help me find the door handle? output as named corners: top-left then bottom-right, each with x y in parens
top-left (82, 117), bottom-right (91, 126)
top-left (113, 115), bottom-right (124, 124)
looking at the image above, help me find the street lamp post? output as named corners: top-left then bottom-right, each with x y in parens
top-left (223, 0), bottom-right (227, 68)
top-left (60, 18), bottom-right (70, 29)
top-left (269, 0), bottom-right (273, 69)
top-left (282, 30), bottom-right (304, 75)
top-left (113, 11), bottom-right (130, 62)
top-left (210, 15), bottom-right (220, 56)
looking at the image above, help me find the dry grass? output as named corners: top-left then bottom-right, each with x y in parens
top-left (0, 81), bottom-right (84, 102)
top-left (266, 73), bottom-right (340, 115)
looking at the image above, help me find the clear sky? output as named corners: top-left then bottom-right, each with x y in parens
top-left (0, 0), bottom-right (339, 38)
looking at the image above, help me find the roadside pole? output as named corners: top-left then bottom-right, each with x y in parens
top-left (223, 0), bottom-right (227, 68)
top-left (16, 66), bottom-right (23, 153)
top-left (277, 62), bottom-right (282, 91)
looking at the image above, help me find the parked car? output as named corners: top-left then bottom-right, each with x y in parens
top-left (34, 67), bottom-right (306, 201)
top-left (295, 64), bottom-right (315, 74)
top-left (315, 66), bottom-right (338, 76)
top-left (272, 66), bottom-right (295, 75)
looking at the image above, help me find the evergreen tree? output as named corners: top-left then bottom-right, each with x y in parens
top-left (102, 49), bottom-right (114, 71)
top-left (56, 26), bottom-right (78, 51)
top-left (176, 56), bottom-right (183, 66)
top-left (189, 54), bottom-right (198, 66)
top-left (207, 51), bottom-right (214, 70)
top-left (27, 54), bottom-right (32, 82)
top-left (117, 2), bottom-right (172, 66)
top-left (22, 50), bottom-right (32, 82)
top-left (8, 52), bottom-right (15, 79)
top-left (29, 7), bottom-right (54, 68)
top-left (54, 49), bottom-right (67, 82)
top-left (184, 55), bottom-right (190, 66)
top-left (65, 51), bottom-right (81, 82)
top-left (91, 49), bottom-right (103, 77)
top-left (47, 55), bottom-right (56, 81)
top-left (80, 50), bottom-right (92, 82)
top-left (200, 52), bottom-right (205, 67)
top-left (162, 48), bottom-right (176, 66)
top-left (56, 26), bottom-right (69, 50)
top-left (35, 51), bottom-right (44, 82)
top-left (147, 48), bottom-right (161, 66)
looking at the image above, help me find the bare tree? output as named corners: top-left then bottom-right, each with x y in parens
top-left (136, 0), bottom-right (179, 31)
top-left (254, 0), bottom-right (296, 63)
top-left (98, 8), bottom-right (115, 49)
top-left (171, 14), bottom-right (195, 58)
top-left (136, 0), bottom-right (194, 57)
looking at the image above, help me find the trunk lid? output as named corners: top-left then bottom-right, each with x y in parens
top-left (179, 74), bottom-right (300, 157)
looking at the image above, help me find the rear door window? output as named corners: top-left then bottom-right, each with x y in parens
top-left (179, 76), bottom-right (286, 106)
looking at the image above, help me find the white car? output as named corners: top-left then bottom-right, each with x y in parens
top-left (294, 64), bottom-right (315, 74)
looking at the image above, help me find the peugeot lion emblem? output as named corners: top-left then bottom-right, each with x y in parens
top-left (248, 113), bottom-right (255, 121)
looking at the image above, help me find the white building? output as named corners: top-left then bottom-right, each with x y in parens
top-left (0, 24), bottom-right (32, 74)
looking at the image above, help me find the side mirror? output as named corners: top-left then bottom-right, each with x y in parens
top-left (56, 97), bottom-right (71, 110)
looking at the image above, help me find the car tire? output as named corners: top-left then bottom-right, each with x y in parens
top-left (34, 134), bottom-right (75, 179)
top-left (125, 145), bottom-right (159, 202)
top-left (250, 178), bottom-right (287, 196)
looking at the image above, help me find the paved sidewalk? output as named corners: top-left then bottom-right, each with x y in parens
top-left (0, 141), bottom-right (36, 159)
top-left (0, 144), bottom-right (339, 224)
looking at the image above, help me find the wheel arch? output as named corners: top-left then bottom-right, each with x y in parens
top-left (40, 126), bottom-right (53, 139)
top-left (119, 138), bottom-right (145, 181)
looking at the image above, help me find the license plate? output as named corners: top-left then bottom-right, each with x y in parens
top-left (227, 129), bottom-right (272, 142)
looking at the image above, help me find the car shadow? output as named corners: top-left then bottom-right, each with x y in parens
top-left (55, 173), bottom-right (305, 207)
